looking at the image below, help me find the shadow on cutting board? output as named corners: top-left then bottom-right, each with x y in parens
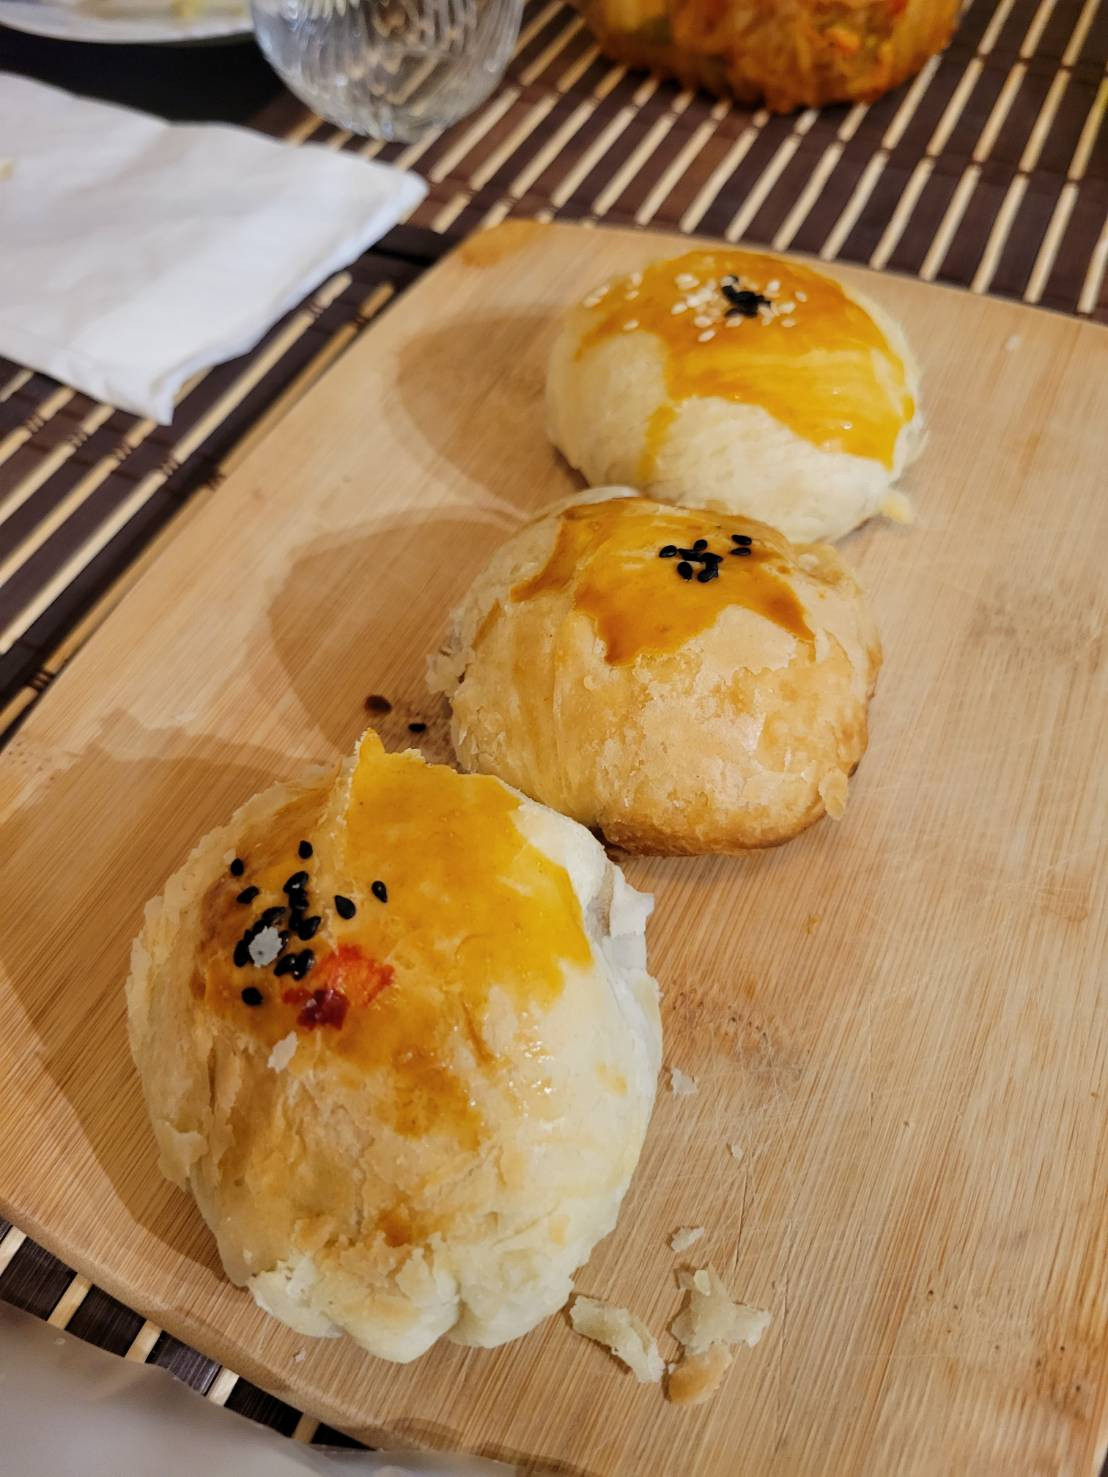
top-left (393, 314), bottom-right (580, 513)
top-left (1, 713), bottom-right (300, 1278)
top-left (265, 513), bottom-right (516, 756)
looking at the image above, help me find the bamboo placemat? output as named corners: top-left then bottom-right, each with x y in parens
top-left (1, 0), bottom-right (1106, 1455)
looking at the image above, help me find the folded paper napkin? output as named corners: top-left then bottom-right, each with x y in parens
top-left (0, 74), bottom-right (427, 421)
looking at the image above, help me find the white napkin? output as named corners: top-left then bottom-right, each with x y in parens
top-left (0, 74), bottom-right (427, 422)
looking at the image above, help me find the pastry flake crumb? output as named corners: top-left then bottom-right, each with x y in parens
top-left (667, 1265), bottom-right (770, 1408)
top-left (1005, 333), bottom-right (1022, 352)
top-left (570, 1295), bottom-right (664, 1383)
top-left (267, 1032), bottom-right (298, 1072)
top-left (727, 1142), bottom-right (744, 1160)
top-left (669, 1226), bottom-right (705, 1253)
top-left (292, 1348), bottom-right (306, 1364)
top-left (818, 769), bottom-right (848, 820)
top-left (880, 489), bottom-right (914, 525)
top-left (667, 1342), bottom-right (734, 1406)
top-left (670, 1067), bottom-right (698, 1097)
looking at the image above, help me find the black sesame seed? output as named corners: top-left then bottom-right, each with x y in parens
top-left (676, 561), bottom-right (694, 580)
top-left (731, 533), bottom-right (753, 545)
top-left (658, 545), bottom-right (678, 558)
top-left (700, 550), bottom-right (723, 565)
top-left (283, 871), bottom-right (308, 892)
top-left (675, 547), bottom-right (697, 560)
top-left (692, 538), bottom-right (708, 552)
top-left (298, 840), bottom-right (313, 860)
top-left (229, 858), bottom-right (245, 877)
top-left (260, 905), bottom-right (286, 928)
top-left (289, 949), bottom-right (315, 981)
top-left (722, 283), bottom-right (771, 317)
top-left (697, 566), bottom-right (719, 583)
top-left (233, 939), bottom-right (251, 968)
top-left (731, 546), bottom-right (752, 557)
top-left (335, 894), bottom-right (356, 920)
top-left (371, 880), bottom-right (388, 904)
top-left (408, 721), bottom-right (427, 734)
top-left (297, 915), bottom-right (322, 941)
top-left (241, 987), bottom-right (264, 1007)
top-left (235, 886), bottom-right (259, 905)
top-left (274, 954), bottom-right (296, 977)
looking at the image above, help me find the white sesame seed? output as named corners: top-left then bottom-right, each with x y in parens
top-left (629, 271), bottom-right (643, 286)
top-left (625, 289), bottom-right (639, 300)
top-left (697, 329), bottom-right (715, 342)
top-left (725, 316), bottom-right (743, 327)
top-left (670, 302), bottom-right (688, 315)
top-left (248, 926), bottom-right (283, 967)
top-left (781, 317), bottom-right (797, 327)
top-left (767, 278), bottom-right (781, 294)
top-left (779, 301), bottom-right (796, 314)
top-left (623, 319), bottom-right (639, 332)
top-left (693, 314), bottom-right (712, 328)
top-left (796, 290), bottom-right (808, 302)
top-left (675, 273), bottom-right (698, 290)
top-left (582, 294), bottom-right (602, 308)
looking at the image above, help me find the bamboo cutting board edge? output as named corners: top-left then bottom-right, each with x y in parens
top-left (1, 221), bottom-right (1106, 1477)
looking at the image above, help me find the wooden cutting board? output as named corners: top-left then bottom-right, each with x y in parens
top-left (1, 221), bottom-right (1105, 1476)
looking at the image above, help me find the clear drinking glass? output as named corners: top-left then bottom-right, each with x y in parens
top-left (252, 0), bottom-right (523, 143)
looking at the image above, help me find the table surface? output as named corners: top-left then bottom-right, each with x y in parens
top-left (1, 0), bottom-right (1106, 1462)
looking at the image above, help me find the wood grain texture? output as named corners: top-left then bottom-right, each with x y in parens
top-left (1, 221), bottom-right (1105, 1476)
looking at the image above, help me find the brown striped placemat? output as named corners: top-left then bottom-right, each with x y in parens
top-left (2, 0), bottom-right (1106, 1457)
top-left (0, 1218), bottom-right (361, 1448)
top-left (356, 0), bottom-right (1108, 303)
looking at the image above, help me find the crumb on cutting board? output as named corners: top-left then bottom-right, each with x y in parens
top-left (666, 1266), bottom-right (771, 1407)
top-left (669, 1067), bottom-right (698, 1096)
top-left (879, 489), bottom-right (914, 525)
top-left (569, 1295), bottom-right (664, 1383)
top-left (669, 1226), bottom-right (705, 1253)
top-left (667, 1342), bottom-right (735, 1407)
top-left (728, 1143), bottom-right (744, 1160)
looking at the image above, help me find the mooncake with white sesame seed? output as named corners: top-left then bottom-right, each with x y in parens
top-left (546, 249), bottom-right (923, 544)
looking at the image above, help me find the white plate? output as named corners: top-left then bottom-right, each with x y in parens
top-left (0, 0), bottom-right (250, 43)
